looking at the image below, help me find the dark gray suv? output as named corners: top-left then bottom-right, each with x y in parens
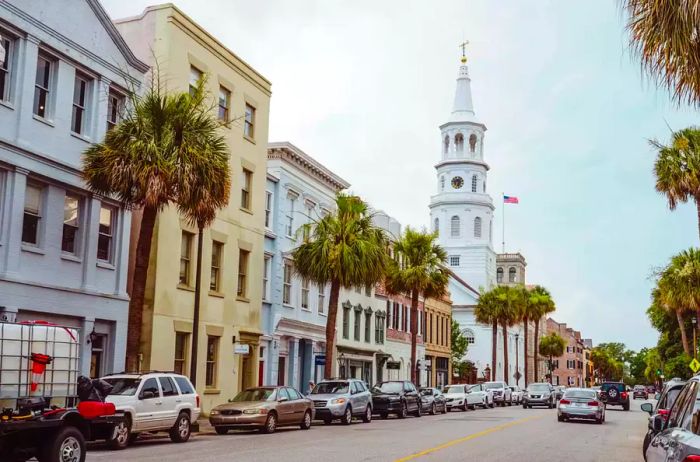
top-left (308, 379), bottom-right (372, 425)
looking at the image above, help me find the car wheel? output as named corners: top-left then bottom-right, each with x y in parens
top-left (169, 412), bottom-right (191, 443)
top-left (362, 406), bottom-right (372, 423)
top-left (300, 410), bottom-right (312, 430)
top-left (40, 426), bottom-right (86, 462)
top-left (109, 418), bottom-right (131, 450)
top-left (414, 403), bottom-right (422, 417)
top-left (262, 412), bottom-right (278, 434)
top-left (430, 403), bottom-right (437, 415)
top-left (398, 402), bottom-right (408, 419)
top-left (508, 398), bottom-right (512, 406)
top-left (623, 403), bottom-right (630, 411)
top-left (489, 401), bottom-right (495, 408)
top-left (341, 406), bottom-right (353, 425)
top-left (214, 426), bottom-right (229, 435)
top-left (557, 415), bottom-right (564, 422)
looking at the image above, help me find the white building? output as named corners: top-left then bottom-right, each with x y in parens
top-left (0, 0), bottom-right (147, 377)
top-left (429, 53), bottom-right (524, 387)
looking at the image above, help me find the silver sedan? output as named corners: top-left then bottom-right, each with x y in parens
top-left (557, 388), bottom-right (605, 424)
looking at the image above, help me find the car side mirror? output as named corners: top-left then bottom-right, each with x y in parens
top-left (655, 393), bottom-right (661, 400)
top-left (651, 414), bottom-right (665, 433)
top-left (140, 390), bottom-right (155, 400)
top-left (278, 396), bottom-right (289, 402)
top-left (641, 402), bottom-right (654, 415)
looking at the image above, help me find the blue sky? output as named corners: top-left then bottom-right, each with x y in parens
top-left (101, 0), bottom-right (699, 351)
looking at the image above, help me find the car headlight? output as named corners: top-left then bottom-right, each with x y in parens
top-left (388, 396), bottom-right (400, 401)
top-left (243, 408), bottom-right (268, 415)
top-left (330, 398), bottom-right (347, 405)
top-left (210, 410), bottom-right (220, 416)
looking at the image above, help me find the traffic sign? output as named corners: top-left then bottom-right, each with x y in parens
top-left (315, 355), bottom-right (326, 366)
top-left (689, 358), bottom-right (700, 373)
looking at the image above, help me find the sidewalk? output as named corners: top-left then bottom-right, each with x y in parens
top-left (195, 417), bottom-right (214, 434)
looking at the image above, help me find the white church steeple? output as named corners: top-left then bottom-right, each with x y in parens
top-left (450, 56), bottom-right (478, 123)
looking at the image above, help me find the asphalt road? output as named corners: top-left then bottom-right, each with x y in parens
top-left (85, 398), bottom-right (650, 462)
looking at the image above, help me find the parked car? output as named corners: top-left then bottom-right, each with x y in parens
top-left (209, 386), bottom-right (313, 434)
top-left (419, 387), bottom-right (448, 415)
top-left (600, 382), bottom-right (630, 411)
top-left (641, 378), bottom-right (686, 457)
top-left (645, 376), bottom-right (700, 462)
top-left (633, 385), bottom-right (649, 400)
top-left (646, 385), bottom-right (656, 395)
top-left (523, 383), bottom-right (555, 408)
top-left (468, 383), bottom-right (495, 408)
top-left (443, 384), bottom-right (471, 411)
top-left (103, 372), bottom-right (200, 445)
top-left (371, 381), bottom-right (422, 419)
top-left (308, 379), bottom-right (372, 425)
top-left (510, 386), bottom-right (524, 405)
top-left (483, 381), bottom-right (513, 406)
top-left (557, 388), bottom-right (605, 424)
top-left (554, 386), bottom-right (566, 400)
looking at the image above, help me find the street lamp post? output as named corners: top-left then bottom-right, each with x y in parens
top-left (515, 333), bottom-right (520, 387)
top-left (693, 317), bottom-right (698, 360)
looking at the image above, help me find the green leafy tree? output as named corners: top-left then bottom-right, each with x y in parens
top-left (524, 286), bottom-right (555, 385)
top-left (628, 348), bottom-right (650, 384)
top-left (293, 194), bottom-right (389, 379)
top-left (385, 228), bottom-right (449, 383)
top-left (622, 0), bottom-right (700, 105)
top-left (644, 348), bottom-right (663, 383)
top-left (591, 346), bottom-right (624, 382)
top-left (451, 320), bottom-right (469, 378)
top-left (539, 332), bottom-right (567, 383)
top-left (82, 76), bottom-right (230, 372)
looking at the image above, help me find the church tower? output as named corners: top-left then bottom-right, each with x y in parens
top-left (429, 50), bottom-right (496, 292)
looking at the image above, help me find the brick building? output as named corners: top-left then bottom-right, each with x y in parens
top-left (545, 318), bottom-right (585, 387)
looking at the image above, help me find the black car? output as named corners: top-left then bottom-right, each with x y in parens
top-left (419, 387), bottom-right (448, 415)
top-left (600, 382), bottom-right (630, 411)
top-left (371, 381), bottom-right (422, 419)
top-left (641, 379), bottom-right (686, 457)
top-left (633, 385), bottom-right (649, 400)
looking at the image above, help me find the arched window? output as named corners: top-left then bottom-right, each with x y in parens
top-left (455, 133), bottom-right (464, 152)
top-left (474, 217), bottom-right (482, 238)
top-left (462, 328), bottom-right (475, 345)
top-left (483, 180), bottom-right (486, 192)
top-left (469, 134), bottom-right (477, 153)
top-left (440, 175), bottom-right (445, 191)
top-left (443, 135), bottom-right (450, 154)
top-left (509, 267), bottom-right (517, 283)
top-left (497, 267), bottom-right (504, 283)
top-left (450, 215), bottom-right (460, 237)
top-left (489, 219), bottom-right (493, 243)
top-left (433, 218), bottom-right (439, 235)
top-left (471, 174), bottom-right (478, 192)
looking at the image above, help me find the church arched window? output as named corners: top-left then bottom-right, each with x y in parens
top-left (469, 134), bottom-right (477, 153)
top-left (455, 133), bottom-right (464, 152)
top-left (483, 180), bottom-right (486, 192)
top-left (471, 174), bottom-right (478, 192)
top-left (497, 267), bottom-right (504, 283)
top-left (440, 175), bottom-right (445, 191)
top-left (450, 216), bottom-right (460, 237)
top-left (462, 328), bottom-right (475, 345)
top-left (509, 267), bottom-right (517, 283)
top-left (434, 218), bottom-right (439, 235)
top-left (474, 217), bottom-right (482, 238)
top-left (443, 135), bottom-right (450, 154)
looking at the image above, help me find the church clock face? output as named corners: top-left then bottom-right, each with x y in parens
top-left (451, 176), bottom-right (464, 189)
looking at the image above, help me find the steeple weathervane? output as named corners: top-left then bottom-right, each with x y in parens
top-left (459, 40), bottom-right (469, 63)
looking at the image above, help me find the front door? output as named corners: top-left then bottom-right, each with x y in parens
top-left (89, 335), bottom-right (105, 378)
top-left (277, 357), bottom-right (286, 386)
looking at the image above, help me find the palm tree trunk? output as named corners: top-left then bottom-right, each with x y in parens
top-left (324, 279), bottom-right (341, 379)
top-left (523, 317), bottom-right (529, 387)
top-left (677, 309), bottom-right (691, 355)
top-left (189, 226), bottom-right (204, 387)
top-left (410, 289), bottom-right (419, 385)
top-left (533, 319), bottom-right (540, 382)
top-left (695, 197), bottom-right (700, 240)
top-left (125, 204), bottom-right (157, 372)
top-left (502, 321), bottom-right (509, 385)
top-left (492, 320), bottom-right (497, 381)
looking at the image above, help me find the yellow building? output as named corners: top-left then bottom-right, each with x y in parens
top-left (424, 294), bottom-right (452, 388)
top-left (115, 4), bottom-right (271, 411)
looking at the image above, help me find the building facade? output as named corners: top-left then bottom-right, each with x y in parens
top-left (0, 0), bottom-right (147, 377)
top-left (260, 142), bottom-right (349, 391)
top-left (546, 318), bottom-right (585, 387)
top-left (115, 4), bottom-right (271, 411)
top-left (424, 293), bottom-right (452, 388)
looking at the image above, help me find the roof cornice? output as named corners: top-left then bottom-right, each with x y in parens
top-left (435, 159), bottom-right (490, 171)
top-left (268, 142), bottom-right (350, 192)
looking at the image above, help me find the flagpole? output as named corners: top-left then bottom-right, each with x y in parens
top-left (502, 192), bottom-right (505, 253)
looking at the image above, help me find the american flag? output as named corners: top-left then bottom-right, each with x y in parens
top-left (503, 195), bottom-right (519, 204)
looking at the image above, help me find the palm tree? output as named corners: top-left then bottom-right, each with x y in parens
top-left (652, 127), bottom-right (700, 239)
top-left (82, 77), bottom-right (229, 371)
top-left (385, 228), bottom-right (449, 384)
top-left (525, 286), bottom-right (555, 384)
top-left (539, 332), bottom-right (566, 383)
top-left (622, 0), bottom-right (700, 106)
top-left (475, 287), bottom-right (501, 381)
top-left (292, 194), bottom-right (389, 379)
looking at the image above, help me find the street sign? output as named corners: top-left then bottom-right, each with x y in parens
top-left (315, 355), bottom-right (326, 366)
top-left (514, 371), bottom-right (522, 381)
top-left (234, 343), bottom-right (250, 355)
top-left (690, 358), bottom-right (700, 373)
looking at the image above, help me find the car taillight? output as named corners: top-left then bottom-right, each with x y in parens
top-left (621, 392), bottom-right (628, 400)
top-left (658, 409), bottom-right (670, 421)
top-left (196, 394), bottom-right (200, 408)
top-left (559, 399), bottom-right (570, 405)
top-left (682, 456), bottom-right (700, 462)
top-left (587, 401), bottom-right (599, 406)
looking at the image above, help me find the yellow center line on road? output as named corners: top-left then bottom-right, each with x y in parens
top-left (393, 414), bottom-right (545, 462)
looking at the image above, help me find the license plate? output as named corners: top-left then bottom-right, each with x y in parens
top-left (573, 403), bottom-right (583, 407)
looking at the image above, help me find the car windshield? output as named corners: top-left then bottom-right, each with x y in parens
top-left (469, 385), bottom-right (481, 392)
top-left (232, 388), bottom-right (277, 402)
top-left (444, 385), bottom-right (466, 394)
top-left (483, 383), bottom-right (503, 390)
top-left (601, 383), bottom-right (624, 392)
top-left (563, 390), bottom-right (596, 400)
top-left (634, 385), bottom-right (645, 390)
top-left (527, 384), bottom-right (550, 392)
top-left (104, 378), bottom-right (140, 396)
top-left (372, 382), bottom-right (403, 394)
top-left (311, 382), bottom-right (348, 394)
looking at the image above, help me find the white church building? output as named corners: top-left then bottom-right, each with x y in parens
top-left (429, 53), bottom-right (525, 387)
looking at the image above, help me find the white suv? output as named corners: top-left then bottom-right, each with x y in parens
top-left (102, 372), bottom-right (200, 448)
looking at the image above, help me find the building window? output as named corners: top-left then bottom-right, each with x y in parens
top-left (218, 86), bottom-right (230, 121)
top-left (365, 312), bottom-right (371, 343)
top-left (301, 278), bottom-right (310, 310)
top-left (440, 176), bottom-right (445, 191)
top-left (469, 134), bottom-right (477, 152)
top-left (61, 194), bottom-right (80, 254)
top-left (22, 184), bottom-right (42, 245)
top-left (180, 231), bottom-right (193, 285)
top-left (97, 206), bottom-right (115, 262)
top-left (463, 329), bottom-right (475, 344)
top-left (210, 241), bottom-right (222, 292)
top-left (263, 255), bottom-right (271, 301)
top-left (375, 314), bottom-right (384, 344)
top-left (433, 218), bottom-right (439, 235)
top-left (342, 305), bottom-right (350, 339)
top-left (244, 103), bottom-right (255, 138)
top-left (450, 255), bottom-right (460, 267)
top-left (107, 89), bottom-right (124, 131)
top-left (34, 55), bottom-right (52, 118)
top-left (450, 215), bottom-right (460, 237)
top-left (496, 267), bottom-right (504, 283)
top-left (174, 332), bottom-right (189, 375)
top-left (283, 260), bottom-right (292, 304)
top-left (509, 267), bottom-right (517, 283)
top-left (71, 73), bottom-right (89, 135)
top-left (474, 217), bottom-right (482, 238)
top-left (237, 249), bottom-right (249, 298)
top-left (189, 66), bottom-right (202, 96)
top-left (205, 335), bottom-right (219, 388)
top-left (0, 34), bottom-right (13, 102)
top-left (443, 135), bottom-right (449, 153)
top-left (265, 191), bottom-right (273, 228)
top-left (318, 285), bottom-right (326, 315)
top-left (471, 174), bottom-right (477, 192)
top-left (286, 195), bottom-right (296, 237)
top-left (455, 133), bottom-right (464, 151)
top-left (241, 169), bottom-right (252, 210)
top-left (354, 309), bottom-right (361, 341)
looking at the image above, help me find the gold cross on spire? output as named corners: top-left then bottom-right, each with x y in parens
top-left (459, 40), bottom-right (469, 63)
